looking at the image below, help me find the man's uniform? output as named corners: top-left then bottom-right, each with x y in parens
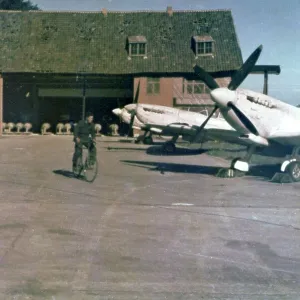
top-left (72, 119), bottom-right (96, 168)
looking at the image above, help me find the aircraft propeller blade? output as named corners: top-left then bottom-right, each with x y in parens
top-left (127, 80), bottom-right (140, 136)
top-left (227, 102), bottom-right (258, 135)
top-left (190, 105), bottom-right (219, 143)
top-left (193, 65), bottom-right (220, 90)
top-left (133, 80), bottom-right (141, 104)
top-left (127, 111), bottom-right (135, 135)
top-left (228, 45), bottom-right (263, 90)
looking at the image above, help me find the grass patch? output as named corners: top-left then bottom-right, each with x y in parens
top-left (0, 223), bottom-right (26, 230)
top-left (48, 228), bottom-right (78, 236)
top-left (8, 278), bottom-right (59, 297)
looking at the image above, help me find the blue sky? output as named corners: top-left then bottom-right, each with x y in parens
top-left (32, 0), bottom-right (300, 105)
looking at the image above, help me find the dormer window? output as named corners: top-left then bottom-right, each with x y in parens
top-left (128, 36), bottom-right (147, 57)
top-left (193, 36), bottom-right (214, 56)
top-left (197, 41), bottom-right (213, 54)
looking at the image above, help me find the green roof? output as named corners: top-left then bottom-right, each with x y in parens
top-left (0, 9), bottom-right (243, 74)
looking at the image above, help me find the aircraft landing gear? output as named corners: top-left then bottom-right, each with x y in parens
top-left (162, 141), bottom-right (176, 153)
top-left (143, 135), bottom-right (154, 145)
top-left (135, 131), bottom-right (153, 145)
top-left (277, 146), bottom-right (300, 182)
top-left (216, 167), bottom-right (246, 178)
top-left (216, 145), bottom-right (256, 178)
top-left (162, 135), bottom-right (179, 154)
top-left (286, 161), bottom-right (300, 182)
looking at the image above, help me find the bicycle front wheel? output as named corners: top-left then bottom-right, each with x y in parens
top-left (84, 159), bottom-right (98, 182)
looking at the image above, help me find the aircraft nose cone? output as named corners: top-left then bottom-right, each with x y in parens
top-left (210, 88), bottom-right (236, 108)
top-left (112, 108), bottom-right (122, 116)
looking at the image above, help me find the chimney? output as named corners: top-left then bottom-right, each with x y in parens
top-left (102, 8), bottom-right (107, 16)
top-left (167, 6), bottom-right (173, 16)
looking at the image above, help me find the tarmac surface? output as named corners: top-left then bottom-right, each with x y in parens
top-left (0, 135), bottom-right (300, 299)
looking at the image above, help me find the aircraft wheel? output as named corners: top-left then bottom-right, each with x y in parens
top-left (134, 138), bottom-right (142, 144)
top-left (230, 157), bottom-right (242, 169)
top-left (286, 161), bottom-right (300, 182)
top-left (162, 142), bottom-right (176, 154)
top-left (231, 157), bottom-right (249, 172)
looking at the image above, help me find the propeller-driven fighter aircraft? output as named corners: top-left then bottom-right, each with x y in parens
top-left (193, 45), bottom-right (300, 181)
top-left (113, 79), bottom-right (249, 153)
top-left (133, 103), bottom-right (242, 152)
top-left (112, 101), bottom-right (244, 153)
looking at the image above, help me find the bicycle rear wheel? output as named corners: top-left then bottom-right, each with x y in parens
top-left (73, 156), bottom-right (83, 177)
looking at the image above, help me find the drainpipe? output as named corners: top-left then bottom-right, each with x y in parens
top-left (82, 74), bottom-right (86, 120)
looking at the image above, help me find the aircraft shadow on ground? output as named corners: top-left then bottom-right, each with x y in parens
top-left (208, 148), bottom-right (246, 153)
top-left (102, 139), bottom-right (166, 146)
top-left (107, 146), bottom-right (148, 152)
top-left (106, 145), bottom-right (207, 156)
top-left (101, 137), bottom-right (166, 143)
top-left (121, 160), bottom-right (281, 180)
top-left (101, 139), bottom-right (136, 144)
top-left (146, 146), bottom-right (207, 156)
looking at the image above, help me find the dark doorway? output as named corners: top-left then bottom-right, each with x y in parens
top-left (85, 97), bottom-right (132, 135)
top-left (38, 96), bottom-right (132, 135)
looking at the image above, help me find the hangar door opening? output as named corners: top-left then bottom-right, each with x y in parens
top-left (37, 76), bottom-right (133, 134)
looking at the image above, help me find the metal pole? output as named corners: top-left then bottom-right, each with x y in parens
top-left (82, 75), bottom-right (86, 120)
top-left (263, 70), bottom-right (268, 95)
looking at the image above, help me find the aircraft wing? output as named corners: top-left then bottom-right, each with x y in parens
top-left (196, 128), bottom-right (259, 146)
top-left (268, 131), bottom-right (300, 146)
top-left (142, 123), bottom-right (197, 136)
top-left (143, 123), bottom-right (253, 146)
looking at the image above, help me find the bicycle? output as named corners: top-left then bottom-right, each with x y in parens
top-left (73, 141), bottom-right (98, 182)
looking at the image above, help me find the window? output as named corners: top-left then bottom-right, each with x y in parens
top-left (193, 36), bottom-right (214, 56)
top-left (183, 80), bottom-right (210, 95)
top-left (130, 43), bottom-right (146, 56)
top-left (128, 36), bottom-right (147, 57)
top-left (147, 78), bottom-right (160, 95)
top-left (197, 41), bottom-right (213, 55)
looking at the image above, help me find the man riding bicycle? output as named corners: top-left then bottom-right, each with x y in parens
top-left (72, 111), bottom-right (97, 171)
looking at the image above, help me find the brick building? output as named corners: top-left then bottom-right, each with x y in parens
top-left (0, 7), bottom-right (243, 133)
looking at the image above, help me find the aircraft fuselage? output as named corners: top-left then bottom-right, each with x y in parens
top-left (217, 88), bottom-right (300, 146)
